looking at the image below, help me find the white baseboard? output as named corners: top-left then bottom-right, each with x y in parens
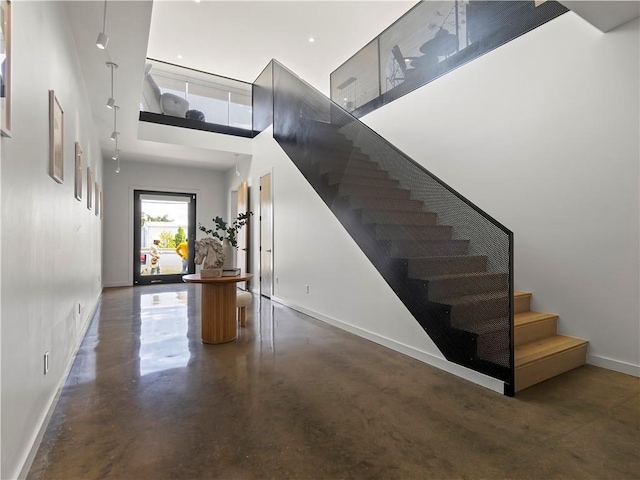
top-left (587, 354), bottom-right (640, 377)
top-left (16, 294), bottom-right (101, 480)
top-left (270, 295), bottom-right (505, 394)
top-left (103, 281), bottom-right (131, 288)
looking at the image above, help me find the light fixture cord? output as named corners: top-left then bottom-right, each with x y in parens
top-left (113, 105), bottom-right (117, 132)
top-left (110, 65), bottom-right (114, 99)
top-left (102, 0), bottom-right (108, 33)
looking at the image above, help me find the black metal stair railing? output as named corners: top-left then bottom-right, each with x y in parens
top-left (254, 60), bottom-right (514, 395)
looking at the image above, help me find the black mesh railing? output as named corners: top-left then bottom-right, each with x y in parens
top-left (258, 60), bottom-right (514, 394)
top-left (331, 0), bottom-right (568, 118)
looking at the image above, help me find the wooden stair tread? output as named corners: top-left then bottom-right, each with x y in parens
top-left (515, 311), bottom-right (558, 327)
top-left (516, 335), bottom-right (588, 367)
top-left (514, 290), bottom-right (531, 299)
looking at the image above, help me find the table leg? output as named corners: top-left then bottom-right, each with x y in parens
top-left (201, 282), bottom-right (237, 344)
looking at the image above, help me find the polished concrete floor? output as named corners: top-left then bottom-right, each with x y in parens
top-left (28, 284), bottom-right (639, 479)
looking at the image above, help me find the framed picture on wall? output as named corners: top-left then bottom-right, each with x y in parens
top-left (0, 0), bottom-right (11, 137)
top-left (95, 182), bottom-right (100, 217)
top-left (49, 90), bottom-right (64, 183)
top-left (74, 142), bottom-right (83, 201)
top-left (87, 167), bottom-right (94, 210)
top-left (99, 188), bottom-right (104, 220)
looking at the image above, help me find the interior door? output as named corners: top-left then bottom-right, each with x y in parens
top-left (133, 190), bottom-right (196, 285)
top-left (260, 173), bottom-right (273, 298)
top-left (237, 181), bottom-right (250, 290)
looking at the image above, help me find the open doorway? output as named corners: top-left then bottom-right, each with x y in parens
top-left (133, 190), bottom-right (196, 285)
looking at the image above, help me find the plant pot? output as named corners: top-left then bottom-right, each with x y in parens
top-left (222, 240), bottom-right (235, 270)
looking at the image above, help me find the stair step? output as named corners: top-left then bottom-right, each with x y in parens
top-left (514, 291), bottom-right (531, 314)
top-left (374, 224), bottom-right (452, 241)
top-left (515, 335), bottom-right (588, 392)
top-left (315, 144), bottom-right (361, 156)
top-left (362, 210), bottom-right (437, 226)
top-left (340, 184), bottom-right (411, 200)
top-left (350, 197), bottom-right (424, 212)
top-left (391, 239), bottom-right (470, 257)
top-left (441, 292), bottom-right (510, 326)
top-left (326, 173), bottom-right (399, 189)
top-left (325, 166), bottom-right (390, 179)
top-left (515, 311), bottom-right (558, 346)
top-left (319, 157), bottom-right (379, 171)
top-left (423, 272), bottom-right (509, 301)
top-left (409, 255), bottom-right (488, 277)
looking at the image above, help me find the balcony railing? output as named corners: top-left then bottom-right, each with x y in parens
top-left (330, 0), bottom-right (568, 117)
top-left (140, 58), bottom-right (253, 137)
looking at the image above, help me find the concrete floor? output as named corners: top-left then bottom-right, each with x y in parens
top-left (28, 283), bottom-right (639, 479)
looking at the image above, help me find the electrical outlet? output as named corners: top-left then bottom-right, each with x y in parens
top-left (44, 352), bottom-right (49, 375)
top-left (305, 284), bottom-right (309, 294)
top-left (275, 276), bottom-right (279, 284)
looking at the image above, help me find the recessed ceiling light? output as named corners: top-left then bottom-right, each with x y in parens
top-left (177, 54), bottom-right (183, 59)
top-left (194, 0), bottom-right (201, 3)
top-left (308, 37), bottom-right (315, 43)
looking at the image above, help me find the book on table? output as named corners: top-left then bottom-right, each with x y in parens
top-left (222, 268), bottom-right (241, 277)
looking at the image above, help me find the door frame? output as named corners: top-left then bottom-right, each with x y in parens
top-left (259, 171), bottom-right (274, 298)
top-left (133, 189), bottom-right (197, 285)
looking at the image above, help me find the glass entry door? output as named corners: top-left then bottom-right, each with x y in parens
top-left (133, 190), bottom-right (196, 285)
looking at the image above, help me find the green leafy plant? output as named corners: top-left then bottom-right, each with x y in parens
top-left (199, 212), bottom-right (253, 248)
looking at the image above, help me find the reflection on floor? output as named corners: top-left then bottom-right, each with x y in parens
top-left (28, 284), bottom-right (639, 479)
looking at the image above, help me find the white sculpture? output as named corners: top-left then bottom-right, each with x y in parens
top-left (194, 238), bottom-right (225, 271)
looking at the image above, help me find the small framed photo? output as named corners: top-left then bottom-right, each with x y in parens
top-left (49, 90), bottom-right (64, 183)
top-left (1, 0), bottom-right (11, 137)
top-left (87, 167), bottom-right (94, 210)
top-left (74, 142), bottom-right (83, 201)
top-left (95, 182), bottom-right (100, 217)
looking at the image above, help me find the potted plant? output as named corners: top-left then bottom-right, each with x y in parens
top-left (198, 212), bottom-right (253, 271)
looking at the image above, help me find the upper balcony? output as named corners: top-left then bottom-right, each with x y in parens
top-left (140, 59), bottom-right (254, 138)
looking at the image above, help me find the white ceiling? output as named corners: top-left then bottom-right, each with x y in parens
top-left (66, 0), bottom-right (416, 172)
top-left (67, 0), bottom-right (639, 172)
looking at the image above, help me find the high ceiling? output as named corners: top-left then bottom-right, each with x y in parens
top-left (67, 0), bottom-right (417, 171)
top-left (67, 0), bottom-right (639, 172)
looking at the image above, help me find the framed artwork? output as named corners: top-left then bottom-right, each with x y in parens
top-left (95, 182), bottom-right (100, 217)
top-left (74, 142), bottom-right (83, 201)
top-left (87, 167), bottom-right (94, 210)
top-left (99, 187), bottom-right (104, 220)
top-left (0, 0), bottom-right (11, 137)
top-left (49, 90), bottom-right (64, 183)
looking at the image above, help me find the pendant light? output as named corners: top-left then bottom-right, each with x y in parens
top-left (96, 0), bottom-right (109, 49)
top-left (106, 62), bottom-right (118, 109)
top-left (110, 105), bottom-right (119, 141)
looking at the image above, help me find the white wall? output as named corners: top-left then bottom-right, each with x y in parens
top-left (361, 13), bottom-right (640, 375)
top-left (102, 159), bottom-right (227, 287)
top-left (0, 3), bottom-right (104, 478)
top-left (227, 128), bottom-right (504, 393)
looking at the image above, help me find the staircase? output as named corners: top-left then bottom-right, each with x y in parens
top-left (262, 60), bottom-right (588, 395)
top-left (289, 121), bottom-right (514, 383)
top-left (300, 124), bottom-right (588, 393)
top-left (514, 291), bottom-right (588, 392)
